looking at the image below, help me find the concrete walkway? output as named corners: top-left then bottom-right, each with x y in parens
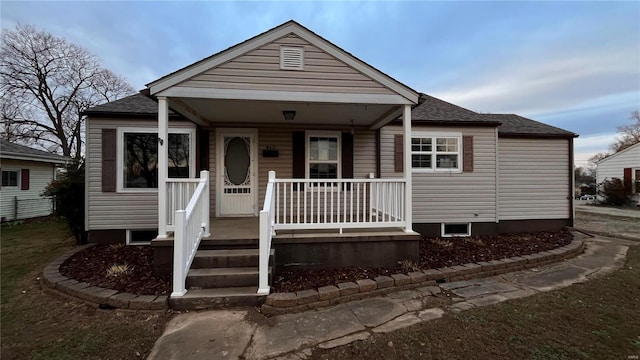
top-left (148, 236), bottom-right (629, 360)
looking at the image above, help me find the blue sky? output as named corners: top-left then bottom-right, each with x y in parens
top-left (3, 1), bottom-right (639, 167)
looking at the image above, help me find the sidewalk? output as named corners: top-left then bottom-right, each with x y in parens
top-left (148, 236), bottom-right (629, 360)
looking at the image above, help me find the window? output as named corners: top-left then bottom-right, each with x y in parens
top-left (126, 229), bottom-right (157, 245)
top-left (635, 169), bottom-right (640, 194)
top-left (442, 223), bottom-right (471, 237)
top-left (117, 128), bottom-right (195, 191)
top-left (306, 132), bottom-right (340, 180)
top-left (1, 170), bottom-right (18, 187)
top-left (411, 132), bottom-right (461, 172)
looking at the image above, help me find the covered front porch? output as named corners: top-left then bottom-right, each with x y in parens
top-left (145, 21), bottom-right (420, 298)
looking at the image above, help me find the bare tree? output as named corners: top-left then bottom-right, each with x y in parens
top-left (610, 110), bottom-right (640, 153)
top-left (0, 24), bottom-right (135, 158)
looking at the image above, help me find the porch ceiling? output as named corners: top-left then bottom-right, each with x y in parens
top-left (176, 97), bottom-right (399, 127)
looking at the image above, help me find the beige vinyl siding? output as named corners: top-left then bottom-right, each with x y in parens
top-left (180, 34), bottom-right (395, 95)
top-left (380, 126), bottom-right (498, 223)
top-left (86, 118), bottom-right (195, 230)
top-left (0, 159), bottom-right (56, 221)
top-left (498, 138), bottom-right (570, 220)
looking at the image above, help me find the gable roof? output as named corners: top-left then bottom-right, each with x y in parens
top-left (596, 141), bottom-right (640, 164)
top-left (83, 93), bottom-right (180, 118)
top-left (146, 20), bottom-right (419, 104)
top-left (489, 114), bottom-right (577, 138)
top-left (1, 139), bottom-right (69, 164)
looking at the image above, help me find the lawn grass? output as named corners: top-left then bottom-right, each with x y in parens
top-left (1, 219), bottom-right (170, 360)
top-left (311, 245), bottom-right (640, 360)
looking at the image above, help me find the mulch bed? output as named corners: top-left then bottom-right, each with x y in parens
top-left (59, 231), bottom-right (572, 296)
top-left (272, 230), bottom-right (573, 292)
top-left (60, 244), bottom-right (170, 296)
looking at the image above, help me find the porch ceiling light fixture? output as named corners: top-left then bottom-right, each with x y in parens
top-left (282, 110), bottom-right (296, 121)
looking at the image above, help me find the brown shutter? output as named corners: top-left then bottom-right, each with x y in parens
top-left (394, 134), bottom-right (403, 172)
top-left (102, 129), bottom-right (117, 192)
top-left (623, 167), bottom-right (632, 194)
top-left (463, 136), bottom-right (474, 172)
top-left (21, 169), bottom-right (30, 190)
top-left (292, 131), bottom-right (305, 190)
top-left (0, 168), bottom-right (2, 190)
top-left (342, 132), bottom-right (353, 179)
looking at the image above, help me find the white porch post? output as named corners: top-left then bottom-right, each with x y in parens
top-left (157, 97), bottom-right (169, 238)
top-left (403, 104), bottom-right (413, 232)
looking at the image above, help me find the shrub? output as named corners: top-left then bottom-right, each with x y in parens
top-left (598, 178), bottom-right (629, 206)
top-left (42, 159), bottom-right (86, 244)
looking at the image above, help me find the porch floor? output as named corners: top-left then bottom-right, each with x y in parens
top-left (207, 217), bottom-right (417, 242)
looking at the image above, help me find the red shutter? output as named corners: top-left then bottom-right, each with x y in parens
top-left (21, 169), bottom-right (30, 190)
top-left (623, 167), bottom-right (632, 195)
top-left (463, 136), bottom-right (474, 172)
top-left (102, 129), bottom-right (117, 192)
top-left (394, 134), bottom-right (403, 172)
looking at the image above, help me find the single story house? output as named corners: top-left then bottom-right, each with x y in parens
top-left (83, 20), bottom-right (577, 301)
top-left (1, 139), bottom-right (69, 221)
top-left (596, 142), bottom-right (640, 205)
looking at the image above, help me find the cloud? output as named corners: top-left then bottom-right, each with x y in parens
top-left (574, 132), bottom-right (617, 167)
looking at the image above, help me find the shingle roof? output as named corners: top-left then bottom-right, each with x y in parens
top-left (488, 114), bottom-right (577, 138)
top-left (83, 93), bottom-right (177, 116)
top-left (1, 139), bottom-right (70, 163)
top-left (410, 94), bottom-right (499, 124)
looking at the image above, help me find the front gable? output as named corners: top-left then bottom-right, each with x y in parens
top-left (148, 21), bottom-right (418, 104)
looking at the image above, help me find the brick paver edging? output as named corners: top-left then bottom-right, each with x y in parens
top-left (261, 239), bottom-right (585, 316)
top-left (41, 244), bottom-right (168, 310)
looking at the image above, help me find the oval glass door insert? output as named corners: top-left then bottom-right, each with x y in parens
top-left (224, 136), bottom-right (250, 185)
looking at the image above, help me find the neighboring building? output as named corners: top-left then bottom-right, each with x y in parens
top-left (596, 142), bottom-right (640, 205)
top-left (82, 20), bottom-right (577, 301)
top-left (0, 140), bottom-right (69, 221)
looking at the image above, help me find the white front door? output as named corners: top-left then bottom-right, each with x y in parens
top-left (216, 129), bottom-right (258, 217)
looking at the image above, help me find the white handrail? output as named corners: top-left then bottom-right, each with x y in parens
top-left (171, 170), bottom-right (210, 297)
top-left (257, 170), bottom-right (276, 295)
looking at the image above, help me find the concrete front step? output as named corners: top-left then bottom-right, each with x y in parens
top-left (191, 249), bottom-right (275, 269)
top-left (186, 267), bottom-right (273, 288)
top-left (170, 287), bottom-right (266, 310)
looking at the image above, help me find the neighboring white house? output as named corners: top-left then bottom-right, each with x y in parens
top-left (0, 140), bottom-right (69, 221)
top-left (596, 142), bottom-right (640, 205)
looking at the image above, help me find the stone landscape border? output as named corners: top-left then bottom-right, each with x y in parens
top-left (42, 238), bottom-right (584, 312)
top-left (41, 244), bottom-right (168, 310)
top-left (261, 238), bottom-right (585, 316)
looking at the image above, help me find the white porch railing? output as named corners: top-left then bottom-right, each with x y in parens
top-left (272, 172), bottom-right (406, 231)
top-left (257, 170), bottom-right (406, 294)
top-left (166, 178), bottom-right (202, 232)
top-left (171, 170), bottom-right (210, 297)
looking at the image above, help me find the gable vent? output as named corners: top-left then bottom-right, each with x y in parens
top-left (280, 46), bottom-right (304, 70)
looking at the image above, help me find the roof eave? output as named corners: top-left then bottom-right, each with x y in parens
top-left (498, 132), bottom-right (578, 139)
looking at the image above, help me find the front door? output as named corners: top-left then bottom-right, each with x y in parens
top-left (216, 129), bottom-right (257, 216)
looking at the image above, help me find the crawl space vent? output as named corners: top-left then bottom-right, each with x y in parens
top-left (280, 46), bottom-right (304, 70)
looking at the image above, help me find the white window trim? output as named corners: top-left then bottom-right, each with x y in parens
top-left (1, 169), bottom-right (20, 188)
top-left (116, 127), bottom-right (196, 193)
top-left (411, 131), bottom-right (462, 173)
top-left (441, 223), bottom-right (472, 237)
top-left (305, 131), bottom-right (341, 181)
